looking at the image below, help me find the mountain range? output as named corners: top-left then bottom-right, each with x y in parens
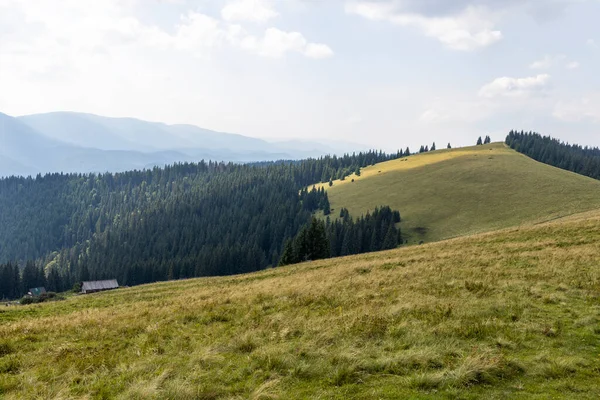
top-left (0, 111), bottom-right (366, 177)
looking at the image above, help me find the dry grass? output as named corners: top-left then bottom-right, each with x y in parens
top-left (316, 143), bottom-right (600, 244)
top-left (2, 210), bottom-right (600, 398)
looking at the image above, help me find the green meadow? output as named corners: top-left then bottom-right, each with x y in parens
top-left (1, 210), bottom-right (600, 399)
top-left (317, 143), bottom-right (600, 244)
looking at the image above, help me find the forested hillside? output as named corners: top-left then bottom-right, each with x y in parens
top-left (506, 130), bottom-right (600, 179)
top-left (0, 151), bottom-right (405, 299)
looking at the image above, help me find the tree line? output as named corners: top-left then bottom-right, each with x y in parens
top-left (0, 150), bottom-right (414, 300)
top-left (477, 136), bottom-right (492, 145)
top-left (278, 206), bottom-right (401, 266)
top-left (506, 130), bottom-right (600, 180)
top-left (0, 261), bottom-right (53, 300)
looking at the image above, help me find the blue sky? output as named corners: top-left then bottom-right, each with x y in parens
top-left (0, 0), bottom-right (599, 151)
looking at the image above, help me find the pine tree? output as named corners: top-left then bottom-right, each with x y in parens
top-left (382, 223), bottom-right (398, 250)
top-left (322, 196), bottom-right (331, 216)
top-left (47, 267), bottom-right (62, 293)
top-left (477, 136), bottom-right (483, 145)
top-left (431, 142), bottom-right (436, 151)
top-left (340, 230), bottom-right (352, 256)
top-left (13, 263), bottom-right (21, 298)
top-left (447, 143), bottom-right (451, 149)
top-left (307, 218), bottom-right (330, 261)
top-left (79, 264), bottom-right (89, 283)
top-left (484, 135), bottom-right (491, 144)
top-left (36, 266), bottom-right (46, 289)
top-left (21, 261), bottom-right (39, 294)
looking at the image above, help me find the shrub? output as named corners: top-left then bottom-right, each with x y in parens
top-left (20, 292), bottom-right (62, 305)
top-left (19, 296), bottom-right (36, 305)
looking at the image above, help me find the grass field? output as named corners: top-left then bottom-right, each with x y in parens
top-left (315, 143), bottom-right (600, 244)
top-left (2, 209), bottom-right (600, 399)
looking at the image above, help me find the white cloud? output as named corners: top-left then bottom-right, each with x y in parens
top-left (529, 54), bottom-right (582, 70)
top-left (304, 43), bottom-right (335, 59)
top-left (241, 28), bottom-right (333, 58)
top-left (419, 98), bottom-right (494, 124)
top-left (0, 0), bottom-right (331, 69)
top-left (529, 54), bottom-right (562, 69)
top-left (345, 1), bottom-right (502, 51)
top-left (554, 95), bottom-right (600, 122)
top-left (172, 12), bottom-right (244, 55)
top-left (221, 0), bottom-right (278, 23)
top-left (479, 74), bottom-right (551, 98)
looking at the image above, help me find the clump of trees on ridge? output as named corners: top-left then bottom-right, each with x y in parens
top-left (506, 130), bottom-right (600, 180)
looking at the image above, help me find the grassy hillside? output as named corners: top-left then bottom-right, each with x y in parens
top-left (2, 211), bottom-right (600, 399)
top-left (316, 143), bottom-right (600, 244)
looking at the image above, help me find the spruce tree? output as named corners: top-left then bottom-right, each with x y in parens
top-left (307, 218), bottom-right (330, 261)
top-left (322, 196), bottom-right (331, 216)
top-left (47, 267), bottom-right (62, 292)
top-left (382, 223), bottom-right (398, 250)
top-left (22, 262), bottom-right (39, 293)
top-left (79, 264), bottom-right (90, 283)
top-left (447, 143), bottom-right (451, 149)
top-left (477, 136), bottom-right (483, 145)
top-left (431, 142), bottom-right (436, 151)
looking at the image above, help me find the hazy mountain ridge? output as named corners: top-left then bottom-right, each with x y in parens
top-left (17, 112), bottom-right (351, 156)
top-left (1, 112), bottom-right (361, 177)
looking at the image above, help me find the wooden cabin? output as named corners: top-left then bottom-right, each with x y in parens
top-left (28, 287), bottom-right (47, 297)
top-left (81, 280), bottom-right (119, 294)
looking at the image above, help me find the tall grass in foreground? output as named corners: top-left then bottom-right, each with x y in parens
top-left (1, 211), bottom-right (600, 399)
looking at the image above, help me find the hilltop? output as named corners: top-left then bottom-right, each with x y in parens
top-left (1, 209), bottom-right (600, 399)
top-left (317, 142), bottom-right (600, 243)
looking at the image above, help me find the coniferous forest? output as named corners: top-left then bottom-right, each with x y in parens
top-left (279, 207), bottom-right (401, 266)
top-left (506, 131), bottom-right (600, 180)
top-left (0, 151), bottom-right (406, 300)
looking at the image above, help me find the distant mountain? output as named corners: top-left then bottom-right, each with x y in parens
top-left (0, 112), bottom-right (198, 177)
top-left (1, 111), bottom-right (371, 177)
top-left (0, 111), bottom-right (367, 177)
top-left (17, 112), bottom-right (337, 157)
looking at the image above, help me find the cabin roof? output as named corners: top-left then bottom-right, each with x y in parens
top-left (81, 280), bottom-right (119, 291)
top-left (29, 287), bottom-right (46, 296)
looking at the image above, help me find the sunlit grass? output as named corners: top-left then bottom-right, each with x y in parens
top-left (1, 210), bottom-right (600, 398)
top-left (316, 143), bottom-right (600, 244)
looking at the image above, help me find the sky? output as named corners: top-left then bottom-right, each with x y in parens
top-left (0, 0), bottom-right (599, 151)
